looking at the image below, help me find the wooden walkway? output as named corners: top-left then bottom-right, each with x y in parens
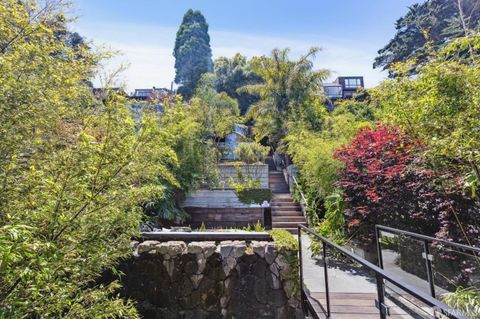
top-left (306, 292), bottom-right (415, 319)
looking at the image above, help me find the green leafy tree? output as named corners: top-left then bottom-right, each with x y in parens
top-left (374, 0), bottom-right (480, 74)
top-left (240, 48), bottom-right (329, 147)
top-left (214, 53), bottom-right (262, 115)
top-left (284, 98), bottom-right (375, 226)
top-left (141, 96), bottom-right (219, 223)
top-left (173, 9), bottom-right (213, 99)
top-left (234, 142), bottom-right (269, 164)
top-left (373, 34), bottom-right (480, 196)
top-left (0, 1), bottom-right (182, 317)
top-left (192, 73), bottom-right (240, 142)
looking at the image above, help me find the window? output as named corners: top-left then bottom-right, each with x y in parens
top-left (344, 78), bottom-right (361, 89)
top-left (324, 86), bottom-right (342, 98)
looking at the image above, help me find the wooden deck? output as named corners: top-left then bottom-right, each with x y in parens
top-left (306, 292), bottom-right (415, 319)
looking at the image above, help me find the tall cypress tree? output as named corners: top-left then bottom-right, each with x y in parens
top-left (173, 9), bottom-right (213, 99)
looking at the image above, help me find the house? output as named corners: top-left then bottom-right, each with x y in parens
top-left (322, 76), bottom-right (364, 110)
top-left (219, 124), bottom-right (249, 161)
top-left (131, 87), bottom-right (173, 100)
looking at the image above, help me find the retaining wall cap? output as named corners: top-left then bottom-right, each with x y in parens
top-left (166, 241), bottom-right (187, 256)
top-left (137, 240), bottom-right (160, 254)
top-left (155, 242), bottom-right (170, 254)
top-left (187, 242), bottom-right (204, 254)
top-left (251, 241), bottom-right (269, 258)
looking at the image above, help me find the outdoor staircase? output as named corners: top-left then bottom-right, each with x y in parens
top-left (267, 157), bottom-right (307, 234)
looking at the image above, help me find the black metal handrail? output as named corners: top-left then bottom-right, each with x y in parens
top-left (375, 225), bottom-right (480, 254)
top-left (298, 224), bottom-right (468, 319)
top-left (375, 225), bottom-right (480, 298)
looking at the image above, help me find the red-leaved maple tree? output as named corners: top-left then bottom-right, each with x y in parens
top-left (335, 124), bottom-right (479, 246)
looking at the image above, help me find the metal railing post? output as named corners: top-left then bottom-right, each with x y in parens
top-left (322, 242), bottom-right (331, 318)
top-left (376, 273), bottom-right (388, 319)
top-left (423, 239), bottom-right (436, 298)
top-left (375, 225), bottom-right (384, 269)
top-left (298, 226), bottom-right (307, 316)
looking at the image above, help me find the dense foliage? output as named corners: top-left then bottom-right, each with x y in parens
top-left (213, 53), bottom-right (262, 115)
top-left (240, 48), bottom-right (329, 147)
top-left (335, 125), bottom-right (480, 247)
top-left (141, 98), bottom-right (218, 224)
top-left (173, 9), bottom-right (213, 99)
top-left (374, 0), bottom-right (480, 73)
top-left (374, 35), bottom-right (480, 199)
top-left (284, 99), bottom-right (375, 226)
top-left (0, 1), bottom-right (215, 316)
top-left (234, 142), bottom-right (269, 164)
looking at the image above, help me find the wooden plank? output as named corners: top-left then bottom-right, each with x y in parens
top-left (306, 292), bottom-right (415, 319)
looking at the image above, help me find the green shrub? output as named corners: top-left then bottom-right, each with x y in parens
top-left (237, 189), bottom-right (272, 205)
top-left (254, 220), bottom-right (265, 232)
top-left (441, 287), bottom-right (480, 317)
top-left (319, 192), bottom-right (345, 243)
top-left (234, 142), bottom-right (269, 164)
top-left (269, 229), bottom-right (298, 252)
top-left (269, 229), bottom-right (300, 297)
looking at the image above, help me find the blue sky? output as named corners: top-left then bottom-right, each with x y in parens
top-left (72, 0), bottom-right (419, 93)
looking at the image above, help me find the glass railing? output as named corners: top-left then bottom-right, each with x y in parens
top-left (299, 225), bottom-right (468, 319)
top-left (376, 225), bottom-right (480, 318)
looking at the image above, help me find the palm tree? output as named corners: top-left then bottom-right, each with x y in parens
top-left (239, 47), bottom-right (329, 147)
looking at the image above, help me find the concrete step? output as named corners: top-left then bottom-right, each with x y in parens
top-left (271, 201), bottom-right (295, 206)
top-left (269, 171), bottom-right (283, 175)
top-left (273, 221), bottom-right (307, 228)
top-left (269, 181), bottom-right (287, 185)
top-left (269, 184), bottom-right (288, 188)
top-left (272, 211), bottom-right (304, 216)
top-left (271, 198), bottom-right (294, 202)
top-left (271, 202), bottom-right (299, 207)
top-left (272, 208), bottom-right (302, 213)
top-left (271, 202), bottom-right (295, 206)
top-left (270, 187), bottom-right (288, 190)
top-left (272, 190), bottom-right (290, 194)
top-left (270, 188), bottom-right (290, 193)
top-left (272, 194), bottom-right (293, 199)
top-left (273, 216), bottom-right (306, 222)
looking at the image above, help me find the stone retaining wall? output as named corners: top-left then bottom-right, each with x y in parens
top-left (121, 240), bottom-right (302, 319)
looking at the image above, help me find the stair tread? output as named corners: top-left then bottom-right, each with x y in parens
top-left (272, 202), bottom-right (300, 207)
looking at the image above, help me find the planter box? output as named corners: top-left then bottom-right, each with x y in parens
top-left (181, 190), bottom-right (272, 229)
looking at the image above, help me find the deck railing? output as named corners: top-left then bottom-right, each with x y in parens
top-left (298, 225), bottom-right (468, 319)
top-left (375, 225), bottom-right (480, 299)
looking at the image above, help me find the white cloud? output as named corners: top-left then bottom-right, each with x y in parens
top-left (74, 22), bottom-right (387, 92)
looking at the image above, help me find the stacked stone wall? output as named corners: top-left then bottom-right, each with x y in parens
top-left (121, 240), bottom-right (302, 319)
